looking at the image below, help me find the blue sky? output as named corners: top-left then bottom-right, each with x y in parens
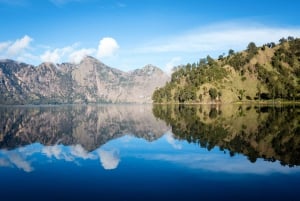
top-left (1, 0), bottom-right (300, 72)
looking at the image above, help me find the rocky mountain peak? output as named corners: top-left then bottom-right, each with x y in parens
top-left (131, 64), bottom-right (165, 77)
top-left (0, 58), bottom-right (170, 104)
top-left (80, 55), bottom-right (100, 64)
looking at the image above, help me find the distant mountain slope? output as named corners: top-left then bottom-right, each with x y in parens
top-left (0, 56), bottom-right (169, 104)
top-left (152, 37), bottom-right (300, 103)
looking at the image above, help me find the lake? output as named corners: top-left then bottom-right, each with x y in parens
top-left (0, 104), bottom-right (299, 201)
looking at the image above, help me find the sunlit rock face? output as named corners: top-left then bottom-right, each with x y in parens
top-left (0, 56), bottom-right (170, 104)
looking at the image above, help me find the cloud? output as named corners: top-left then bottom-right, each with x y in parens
top-left (69, 48), bottom-right (96, 63)
top-left (97, 37), bottom-right (119, 58)
top-left (40, 45), bottom-right (74, 63)
top-left (139, 22), bottom-right (300, 55)
top-left (42, 145), bottom-right (63, 159)
top-left (98, 149), bottom-right (120, 170)
top-left (7, 35), bottom-right (33, 56)
top-left (165, 131), bottom-right (182, 150)
top-left (70, 144), bottom-right (95, 160)
top-left (0, 41), bottom-right (11, 52)
top-left (40, 37), bottom-right (119, 64)
top-left (165, 57), bottom-right (182, 75)
top-left (42, 144), bottom-right (95, 162)
top-left (7, 152), bottom-right (34, 172)
top-left (143, 152), bottom-right (300, 175)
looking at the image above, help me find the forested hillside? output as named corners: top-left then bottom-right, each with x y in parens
top-left (152, 37), bottom-right (300, 103)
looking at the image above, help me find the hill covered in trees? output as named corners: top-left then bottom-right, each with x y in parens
top-left (152, 37), bottom-right (300, 103)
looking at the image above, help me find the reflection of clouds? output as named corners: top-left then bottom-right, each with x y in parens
top-left (0, 158), bottom-right (11, 167)
top-left (42, 144), bottom-right (96, 162)
top-left (0, 150), bottom-right (34, 172)
top-left (7, 152), bottom-right (33, 172)
top-left (98, 149), bottom-right (120, 170)
top-left (70, 144), bottom-right (96, 160)
top-left (0, 143), bottom-right (122, 172)
top-left (165, 131), bottom-right (182, 150)
top-left (144, 153), bottom-right (300, 175)
top-left (42, 145), bottom-right (63, 159)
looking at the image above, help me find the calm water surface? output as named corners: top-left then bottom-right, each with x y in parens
top-left (0, 104), bottom-right (299, 201)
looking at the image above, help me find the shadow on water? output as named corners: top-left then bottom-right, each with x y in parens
top-left (152, 104), bottom-right (300, 167)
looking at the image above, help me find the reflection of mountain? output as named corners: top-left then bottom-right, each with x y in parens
top-left (153, 104), bottom-right (300, 166)
top-left (0, 105), bottom-right (169, 151)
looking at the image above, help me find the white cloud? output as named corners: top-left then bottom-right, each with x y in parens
top-left (40, 45), bottom-right (74, 63)
top-left (143, 152), bottom-right (300, 175)
top-left (139, 22), bottom-right (300, 55)
top-left (7, 35), bottom-right (33, 56)
top-left (7, 152), bottom-right (33, 172)
top-left (97, 37), bottom-right (119, 58)
top-left (70, 144), bottom-right (95, 160)
top-left (165, 57), bottom-right (181, 75)
top-left (0, 41), bottom-right (11, 52)
top-left (165, 131), bottom-right (182, 150)
top-left (42, 145), bottom-right (63, 159)
top-left (69, 48), bottom-right (96, 63)
top-left (40, 50), bottom-right (61, 63)
top-left (98, 149), bottom-right (120, 170)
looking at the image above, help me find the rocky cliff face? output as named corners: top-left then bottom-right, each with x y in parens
top-left (0, 56), bottom-right (170, 104)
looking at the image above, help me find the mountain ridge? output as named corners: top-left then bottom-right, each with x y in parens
top-left (152, 37), bottom-right (300, 103)
top-left (0, 56), bottom-right (170, 104)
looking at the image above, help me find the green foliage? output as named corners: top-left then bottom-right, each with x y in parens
top-left (152, 55), bottom-right (228, 103)
top-left (228, 49), bottom-right (235, 56)
top-left (227, 52), bottom-right (247, 71)
top-left (209, 88), bottom-right (218, 100)
top-left (152, 36), bottom-right (300, 103)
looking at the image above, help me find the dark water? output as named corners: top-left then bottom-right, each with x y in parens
top-left (0, 104), bottom-right (299, 201)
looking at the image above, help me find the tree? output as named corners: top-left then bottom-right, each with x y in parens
top-left (209, 88), bottom-right (218, 101)
top-left (199, 94), bottom-right (203, 102)
top-left (247, 42), bottom-right (258, 55)
top-left (279, 37), bottom-right (287, 44)
top-left (238, 89), bottom-right (246, 100)
top-left (186, 63), bottom-right (192, 71)
top-left (206, 55), bottom-right (215, 66)
top-left (228, 49), bottom-right (235, 56)
top-left (218, 91), bottom-right (222, 100)
top-left (199, 58), bottom-right (207, 67)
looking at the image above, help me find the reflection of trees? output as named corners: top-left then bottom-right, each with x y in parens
top-left (153, 104), bottom-right (300, 166)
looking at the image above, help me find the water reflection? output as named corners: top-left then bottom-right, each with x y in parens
top-left (0, 105), bottom-right (169, 171)
top-left (153, 104), bottom-right (300, 167)
top-left (0, 104), bottom-right (299, 201)
top-left (0, 105), bottom-right (168, 151)
top-left (0, 104), bottom-right (299, 173)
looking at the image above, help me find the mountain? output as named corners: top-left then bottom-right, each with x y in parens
top-left (152, 37), bottom-right (300, 103)
top-left (0, 56), bottom-right (170, 104)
